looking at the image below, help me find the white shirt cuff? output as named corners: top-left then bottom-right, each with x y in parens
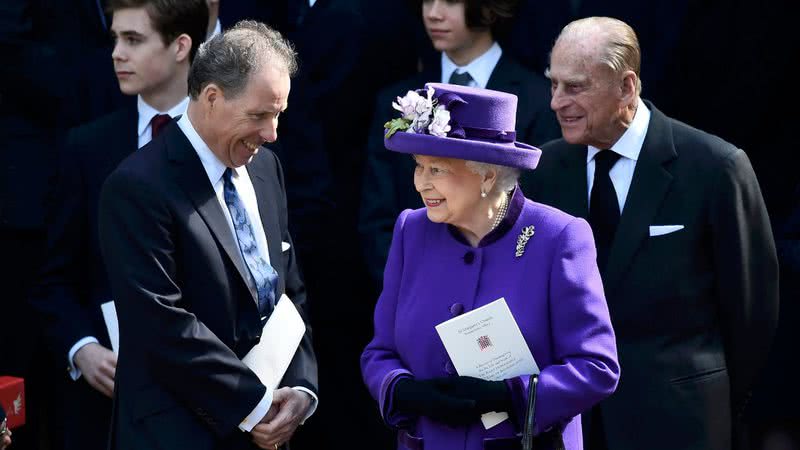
top-left (67, 337), bottom-right (100, 381)
top-left (292, 386), bottom-right (318, 424)
top-left (239, 386), bottom-right (274, 432)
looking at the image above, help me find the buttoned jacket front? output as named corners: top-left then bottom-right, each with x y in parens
top-left (362, 190), bottom-right (620, 450)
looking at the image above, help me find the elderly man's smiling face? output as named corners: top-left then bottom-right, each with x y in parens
top-left (547, 37), bottom-right (630, 149)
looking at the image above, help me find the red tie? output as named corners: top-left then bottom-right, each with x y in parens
top-left (150, 114), bottom-right (172, 139)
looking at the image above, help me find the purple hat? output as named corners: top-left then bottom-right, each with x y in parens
top-left (383, 83), bottom-right (541, 170)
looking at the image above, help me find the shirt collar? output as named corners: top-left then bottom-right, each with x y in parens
top-left (209, 19), bottom-right (222, 38)
top-left (441, 41), bottom-right (503, 89)
top-left (137, 95), bottom-right (190, 139)
top-left (176, 113), bottom-right (241, 186)
top-left (587, 97), bottom-right (651, 163)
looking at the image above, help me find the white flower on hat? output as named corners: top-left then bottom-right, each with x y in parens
top-left (392, 90), bottom-right (423, 120)
top-left (428, 105), bottom-right (451, 137)
top-left (385, 86), bottom-right (450, 139)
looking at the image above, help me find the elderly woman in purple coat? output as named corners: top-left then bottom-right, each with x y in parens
top-left (360, 83), bottom-right (620, 450)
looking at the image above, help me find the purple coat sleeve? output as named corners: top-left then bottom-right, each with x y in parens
top-left (507, 217), bottom-right (620, 433)
top-left (361, 209), bottom-right (414, 427)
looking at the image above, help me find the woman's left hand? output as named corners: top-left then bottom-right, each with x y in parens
top-left (430, 376), bottom-right (512, 413)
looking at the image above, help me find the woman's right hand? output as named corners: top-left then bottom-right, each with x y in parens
top-left (393, 377), bottom-right (479, 426)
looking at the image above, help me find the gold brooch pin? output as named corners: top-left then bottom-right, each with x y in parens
top-left (515, 225), bottom-right (535, 257)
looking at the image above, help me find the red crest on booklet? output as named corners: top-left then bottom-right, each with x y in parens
top-left (0, 376), bottom-right (25, 429)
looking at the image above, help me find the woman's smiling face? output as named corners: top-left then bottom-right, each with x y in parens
top-left (413, 154), bottom-right (485, 230)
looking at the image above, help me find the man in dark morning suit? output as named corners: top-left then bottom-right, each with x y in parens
top-left (530, 17), bottom-right (779, 450)
top-left (29, 1), bottom-right (211, 449)
top-left (359, 0), bottom-right (561, 284)
top-left (98, 21), bottom-right (318, 450)
top-left (220, 3), bottom-right (421, 447)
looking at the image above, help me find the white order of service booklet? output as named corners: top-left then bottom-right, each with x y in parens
top-left (101, 301), bottom-right (120, 354)
top-left (435, 297), bottom-right (539, 429)
top-left (242, 294), bottom-right (306, 389)
top-left (102, 294), bottom-right (305, 390)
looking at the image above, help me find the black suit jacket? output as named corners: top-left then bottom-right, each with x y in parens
top-left (35, 106), bottom-right (137, 361)
top-left (529, 101), bottom-right (779, 450)
top-left (98, 123), bottom-right (318, 450)
top-left (29, 106), bottom-right (137, 450)
top-left (358, 54), bottom-right (561, 283)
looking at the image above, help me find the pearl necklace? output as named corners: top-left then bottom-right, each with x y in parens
top-left (491, 192), bottom-right (509, 230)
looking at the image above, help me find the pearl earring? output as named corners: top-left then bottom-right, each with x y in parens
top-left (480, 190), bottom-right (487, 198)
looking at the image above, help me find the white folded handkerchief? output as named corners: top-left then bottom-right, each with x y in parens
top-left (281, 241), bottom-right (291, 252)
top-left (649, 225), bottom-right (684, 237)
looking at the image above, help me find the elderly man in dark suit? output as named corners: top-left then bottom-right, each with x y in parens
top-left (530, 16), bottom-right (779, 450)
top-left (30, 1), bottom-right (210, 449)
top-left (359, 0), bottom-right (560, 285)
top-left (97, 21), bottom-right (318, 450)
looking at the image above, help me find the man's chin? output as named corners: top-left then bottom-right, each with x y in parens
top-left (117, 83), bottom-right (138, 96)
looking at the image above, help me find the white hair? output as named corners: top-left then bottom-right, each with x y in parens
top-left (554, 16), bottom-right (643, 95)
top-left (465, 161), bottom-right (520, 194)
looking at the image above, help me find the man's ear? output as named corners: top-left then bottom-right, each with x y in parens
top-left (201, 83), bottom-right (222, 112)
top-left (173, 33), bottom-right (192, 63)
top-left (620, 70), bottom-right (637, 104)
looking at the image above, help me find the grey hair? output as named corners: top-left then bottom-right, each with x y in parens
top-left (556, 17), bottom-right (642, 95)
top-left (465, 161), bottom-right (520, 194)
top-left (188, 20), bottom-right (297, 100)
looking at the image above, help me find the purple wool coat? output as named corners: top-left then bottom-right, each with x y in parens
top-left (361, 188), bottom-right (620, 450)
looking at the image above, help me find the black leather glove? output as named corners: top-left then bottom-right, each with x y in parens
top-left (430, 376), bottom-right (512, 413)
top-left (393, 377), bottom-right (479, 425)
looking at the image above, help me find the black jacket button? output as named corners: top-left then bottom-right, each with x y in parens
top-left (463, 251), bottom-right (475, 264)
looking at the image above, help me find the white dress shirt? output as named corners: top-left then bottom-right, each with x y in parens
top-left (441, 41), bottom-right (503, 89)
top-left (67, 95), bottom-right (190, 380)
top-left (137, 95), bottom-right (189, 148)
top-left (586, 98), bottom-right (651, 212)
top-left (177, 113), bottom-right (317, 432)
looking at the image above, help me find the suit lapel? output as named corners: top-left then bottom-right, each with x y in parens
top-left (123, 107), bottom-right (138, 155)
top-left (555, 143), bottom-right (590, 218)
top-left (246, 159), bottom-right (284, 294)
top-left (486, 54), bottom-right (522, 93)
top-left (105, 106), bottom-right (138, 169)
top-left (164, 127), bottom-right (255, 301)
top-left (603, 104), bottom-right (677, 292)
